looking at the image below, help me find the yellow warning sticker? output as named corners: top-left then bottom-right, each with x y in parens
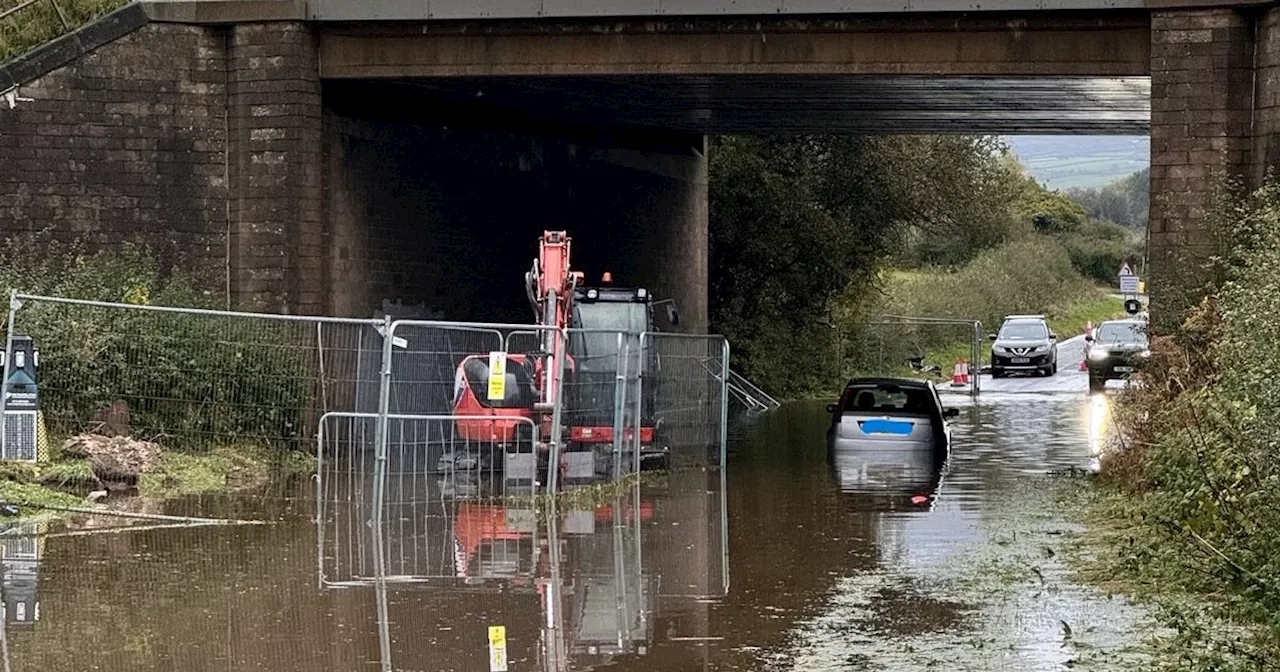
top-left (487, 352), bottom-right (507, 401)
top-left (488, 625), bottom-right (508, 672)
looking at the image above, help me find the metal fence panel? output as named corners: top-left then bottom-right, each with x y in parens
top-left (316, 412), bottom-right (542, 587)
top-left (2, 294), bottom-right (380, 456)
top-left (846, 317), bottom-right (982, 396)
top-left (637, 333), bottom-right (729, 470)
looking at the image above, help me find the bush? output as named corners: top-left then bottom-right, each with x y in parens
top-left (877, 237), bottom-right (1096, 330)
top-left (1056, 219), bottom-right (1141, 284)
top-left (0, 234), bottom-right (316, 453)
top-left (1100, 178), bottom-right (1280, 668)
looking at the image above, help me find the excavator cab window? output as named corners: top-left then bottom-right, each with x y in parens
top-left (570, 300), bottom-right (649, 374)
top-left (460, 357), bottom-right (538, 408)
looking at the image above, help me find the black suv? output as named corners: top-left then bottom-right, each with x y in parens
top-left (1085, 319), bottom-right (1149, 393)
top-left (989, 315), bottom-right (1059, 378)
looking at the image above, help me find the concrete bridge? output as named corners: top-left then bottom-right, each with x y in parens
top-left (0, 0), bottom-right (1271, 327)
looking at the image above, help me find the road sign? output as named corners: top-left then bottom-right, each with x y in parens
top-left (488, 625), bottom-right (508, 672)
top-left (1118, 263), bottom-right (1139, 294)
top-left (487, 352), bottom-right (507, 401)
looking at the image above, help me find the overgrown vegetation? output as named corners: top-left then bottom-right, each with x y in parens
top-left (1083, 176), bottom-right (1280, 669)
top-left (709, 135), bottom-right (1142, 397)
top-left (0, 0), bottom-right (129, 63)
top-left (0, 232), bottom-right (317, 454)
top-left (846, 243), bottom-right (1122, 380)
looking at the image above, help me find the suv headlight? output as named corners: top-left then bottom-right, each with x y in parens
top-left (1031, 345), bottom-right (1047, 353)
top-left (1088, 348), bottom-right (1108, 361)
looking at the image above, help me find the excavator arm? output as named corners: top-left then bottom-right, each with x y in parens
top-left (526, 231), bottom-right (583, 409)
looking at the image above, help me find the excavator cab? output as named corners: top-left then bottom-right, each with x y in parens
top-left (453, 355), bottom-right (540, 431)
top-left (562, 278), bottom-right (664, 477)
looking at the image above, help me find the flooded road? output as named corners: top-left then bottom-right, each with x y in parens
top-left (0, 385), bottom-right (1148, 671)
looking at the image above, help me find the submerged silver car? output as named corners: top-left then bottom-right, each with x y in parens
top-left (826, 378), bottom-right (956, 453)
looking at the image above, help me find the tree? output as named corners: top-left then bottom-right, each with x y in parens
top-left (1064, 167), bottom-right (1150, 230)
top-left (708, 135), bottom-right (1030, 395)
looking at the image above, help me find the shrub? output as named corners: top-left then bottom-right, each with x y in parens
top-left (1101, 178), bottom-right (1280, 668)
top-left (1056, 219), bottom-right (1140, 284)
top-left (0, 234), bottom-right (317, 453)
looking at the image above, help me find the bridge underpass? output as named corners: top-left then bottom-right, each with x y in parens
top-left (4, 1), bottom-right (1274, 328)
top-left (319, 66), bottom-right (1147, 330)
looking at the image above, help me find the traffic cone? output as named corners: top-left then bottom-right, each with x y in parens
top-left (951, 361), bottom-right (965, 387)
top-left (1079, 358), bottom-right (1089, 371)
top-left (960, 360), bottom-right (971, 385)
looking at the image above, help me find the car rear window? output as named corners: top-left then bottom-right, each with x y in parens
top-left (840, 385), bottom-right (935, 417)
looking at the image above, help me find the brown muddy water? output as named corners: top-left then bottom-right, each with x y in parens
top-left (0, 393), bottom-right (1152, 671)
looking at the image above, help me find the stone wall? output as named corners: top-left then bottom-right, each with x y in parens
top-left (1148, 9), bottom-right (1255, 327)
top-left (0, 22), bottom-right (229, 291)
top-left (226, 23), bottom-right (322, 314)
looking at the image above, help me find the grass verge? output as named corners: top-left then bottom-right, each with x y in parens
top-left (0, 0), bottom-right (130, 64)
top-left (1046, 294), bottom-right (1126, 340)
top-left (1061, 479), bottom-right (1276, 671)
top-left (0, 446), bottom-right (314, 518)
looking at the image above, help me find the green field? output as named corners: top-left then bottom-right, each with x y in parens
top-left (1003, 136), bottom-right (1150, 190)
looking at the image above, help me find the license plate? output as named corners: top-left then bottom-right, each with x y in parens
top-left (858, 419), bottom-right (914, 436)
top-left (1011, 357), bottom-right (1030, 364)
top-left (1115, 366), bottom-right (1134, 373)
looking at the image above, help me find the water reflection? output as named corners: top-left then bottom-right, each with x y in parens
top-left (325, 466), bottom-right (728, 672)
top-left (829, 448), bottom-right (946, 512)
top-left (1086, 393), bottom-right (1110, 471)
top-left (0, 395), bottom-right (1146, 671)
top-left (0, 522), bottom-right (43, 672)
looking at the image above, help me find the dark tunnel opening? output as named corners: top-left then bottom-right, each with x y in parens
top-left (322, 80), bottom-right (707, 328)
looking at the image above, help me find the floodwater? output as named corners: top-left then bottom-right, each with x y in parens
top-left (0, 388), bottom-right (1151, 671)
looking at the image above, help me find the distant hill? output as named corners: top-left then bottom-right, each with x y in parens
top-left (1003, 136), bottom-right (1150, 190)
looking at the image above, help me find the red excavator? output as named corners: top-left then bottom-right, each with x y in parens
top-left (446, 231), bottom-right (675, 477)
top-left (451, 232), bottom-right (580, 450)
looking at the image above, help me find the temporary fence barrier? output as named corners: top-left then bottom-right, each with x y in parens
top-left (315, 411), bottom-right (543, 587)
top-left (726, 368), bottom-right (781, 412)
top-left (3, 294), bottom-right (730, 483)
top-left (2, 293), bottom-right (382, 459)
top-left (634, 333), bottom-right (730, 470)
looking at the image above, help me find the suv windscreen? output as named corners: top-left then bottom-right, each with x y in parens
top-left (1096, 322), bottom-right (1148, 345)
top-left (841, 385), bottom-right (935, 417)
top-left (998, 322), bottom-right (1048, 340)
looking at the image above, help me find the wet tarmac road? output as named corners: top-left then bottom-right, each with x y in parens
top-left (0, 360), bottom-right (1146, 672)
